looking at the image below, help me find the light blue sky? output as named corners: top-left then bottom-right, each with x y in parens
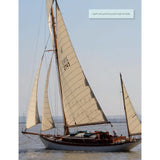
top-left (19, 0), bottom-right (141, 117)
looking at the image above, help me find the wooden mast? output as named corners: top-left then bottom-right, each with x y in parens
top-left (50, 3), bottom-right (70, 135)
top-left (120, 73), bottom-right (131, 140)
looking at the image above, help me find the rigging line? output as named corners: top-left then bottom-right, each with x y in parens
top-left (23, 134), bottom-right (42, 144)
top-left (44, 0), bottom-right (47, 48)
top-left (52, 55), bottom-right (60, 119)
top-left (51, 56), bottom-right (56, 117)
top-left (24, 0), bottom-right (44, 112)
top-left (40, 34), bottom-right (52, 101)
top-left (50, 55), bottom-right (57, 118)
top-left (54, 54), bottom-right (62, 121)
top-left (55, 126), bottom-right (63, 135)
top-left (43, 53), bottom-right (57, 124)
top-left (31, 0), bottom-right (44, 81)
top-left (44, 53), bottom-right (58, 131)
top-left (54, 54), bottom-right (66, 121)
top-left (47, 53), bottom-right (55, 120)
top-left (42, 54), bottom-right (52, 122)
top-left (48, 67), bottom-right (54, 118)
top-left (54, 56), bottom-right (58, 118)
top-left (44, 33), bottom-right (51, 50)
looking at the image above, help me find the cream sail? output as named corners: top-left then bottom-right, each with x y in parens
top-left (120, 73), bottom-right (141, 136)
top-left (56, 3), bottom-right (109, 127)
top-left (26, 56), bottom-right (44, 129)
top-left (46, 0), bottom-right (53, 17)
top-left (41, 55), bottom-right (55, 131)
top-left (46, 0), bottom-right (54, 48)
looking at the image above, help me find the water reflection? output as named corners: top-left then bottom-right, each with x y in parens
top-left (19, 149), bottom-right (141, 160)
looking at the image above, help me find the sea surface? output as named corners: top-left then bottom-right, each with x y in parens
top-left (19, 123), bottom-right (141, 160)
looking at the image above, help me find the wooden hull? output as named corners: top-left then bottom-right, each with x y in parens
top-left (40, 136), bottom-right (141, 152)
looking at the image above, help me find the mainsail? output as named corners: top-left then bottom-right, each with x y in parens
top-left (41, 55), bottom-right (55, 131)
top-left (56, 3), bottom-right (109, 127)
top-left (120, 73), bottom-right (141, 136)
top-left (26, 56), bottom-right (44, 129)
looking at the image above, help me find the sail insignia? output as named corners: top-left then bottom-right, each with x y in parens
top-left (120, 74), bottom-right (141, 136)
top-left (41, 55), bottom-right (55, 131)
top-left (56, 3), bottom-right (109, 127)
top-left (26, 56), bottom-right (44, 129)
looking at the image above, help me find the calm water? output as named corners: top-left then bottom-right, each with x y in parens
top-left (19, 123), bottom-right (141, 160)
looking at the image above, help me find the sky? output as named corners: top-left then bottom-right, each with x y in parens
top-left (19, 0), bottom-right (141, 117)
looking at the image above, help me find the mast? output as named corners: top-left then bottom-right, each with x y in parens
top-left (50, 3), bottom-right (70, 135)
top-left (120, 73), bottom-right (131, 140)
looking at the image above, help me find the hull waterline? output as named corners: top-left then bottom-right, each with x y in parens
top-left (40, 136), bottom-right (141, 152)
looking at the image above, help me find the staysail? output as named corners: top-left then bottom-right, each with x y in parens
top-left (120, 73), bottom-right (141, 136)
top-left (41, 55), bottom-right (55, 131)
top-left (56, 3), bottom-right (109, 128)
top-left (26, 56), bottom-right (44, 129)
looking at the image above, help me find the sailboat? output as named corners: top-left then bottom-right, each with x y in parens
top-left (22, 0), bottom-right (141, 152)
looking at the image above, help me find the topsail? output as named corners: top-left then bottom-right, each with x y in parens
top-left (46, 0), bottom-right (54, 48)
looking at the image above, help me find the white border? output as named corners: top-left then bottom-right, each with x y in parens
top-left (0, 0), bottom-right (160, 159)
top-left (0, 0), bottom-right (18, 159)
top-left (142, 0), bottom-right (160, 159)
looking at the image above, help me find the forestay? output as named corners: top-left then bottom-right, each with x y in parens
top-left (26, 56), bottom-right (44, 129)
top-left (56, 3), bottom-right (109, 127)
top-left (41, 55), bottom-right (55, 131)
top-left (121, 74), bottom-right (141, 136)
